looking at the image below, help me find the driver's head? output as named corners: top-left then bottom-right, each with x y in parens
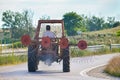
top-left (46, 25), bottom-right (50, 31)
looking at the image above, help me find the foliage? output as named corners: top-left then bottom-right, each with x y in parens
top-left (2, 10), bottom-right (120, 39)
top-left (63, 12), bottom-right (85, 36)
top-left (1, 38), bottom-right (19, 44)
top-left (113, 21), bottom-right (120, 27)
top-left (86, 16), bottom-right (105, 31)
top-left (70, 47), bottom-right (120, 57)
top-left (2, 10), bottom-right (34, 40)
top-left (62, 12), bottom-right (119, 36)
top-left (8, 41), bottom-right (24, 48)
top-left (0, 55), bottom-right (27, 66)
top-left (107, 17), bottom-right (115, 28)
top-left (116, 30), bottom-right (120, 36)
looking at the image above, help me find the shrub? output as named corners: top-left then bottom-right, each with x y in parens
top-left (8, 41), bottom-right (24, 48)
top-left (116, 30), bottom-right (120, 36)
top-left (105, 56), bottom-right (120, 77)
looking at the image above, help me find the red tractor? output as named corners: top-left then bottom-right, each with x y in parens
top-left (21, 20), bottom-right (70, 72)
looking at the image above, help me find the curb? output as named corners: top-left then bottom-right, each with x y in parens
top-left (80, 64), bottom-right (106, 77)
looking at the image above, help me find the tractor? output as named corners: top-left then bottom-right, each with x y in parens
top-left (21, 20), bottom-right (70, 72)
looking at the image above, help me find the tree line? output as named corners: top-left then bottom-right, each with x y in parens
top-left (63, 12), bottom-right (120, 36)
top-left (1, 10), bottom-right (120, 43)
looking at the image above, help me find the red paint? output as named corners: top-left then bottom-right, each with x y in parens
top-left (77, 40), bottom-right (87, 50)
top-left (60, 38), bottom-right (69, 49)
top-left (41, 37), bottom-right (51, 48)
top-left (21, 35), bottom-right (31, 46)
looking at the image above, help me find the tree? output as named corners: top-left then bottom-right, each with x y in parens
top-left (2, 10), bottom-right (34, 40)
top-left (22, 10), bottom-right (34, 37)
top-left (63, 12), bottom-right (83, 36)
top-left (87, 16), bottom-right (105, 31)
top-left (2, 10), bottom-right (15, 38)
top-left (113, 21), bottom-right (120, 27)
top-left (107, 17), bottom-right (115, 28)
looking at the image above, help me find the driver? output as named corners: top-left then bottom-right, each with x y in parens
top-left (43, 25), bottom-right (56, 38)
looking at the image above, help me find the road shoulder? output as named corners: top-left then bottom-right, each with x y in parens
top-left (87, 65), bottom-right (120, 80)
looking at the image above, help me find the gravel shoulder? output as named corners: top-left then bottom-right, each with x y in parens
top-left (87, 65), bottom-right (120, 80)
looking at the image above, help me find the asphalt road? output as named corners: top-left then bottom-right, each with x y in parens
top-left (0, 53), bottom-right (119, 80)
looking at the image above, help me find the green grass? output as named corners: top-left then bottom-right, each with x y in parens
top-left (70, 48), bottom-right (120, 57)
top-left (0, 41), bottom-right (27, 66)
top-left (0, 54), bottom-right (27, 66)
top-left (8, 41), bottom-right (25, 48)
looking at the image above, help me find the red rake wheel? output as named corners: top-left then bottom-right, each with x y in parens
top-left (41, 37), bottom-right (51, 48)
top-left (21, 35), bottom-right (31, 46)
top-left (60, 38), bottom-right (69, 49)
top-left (77, 40), bottom-right (87, 50)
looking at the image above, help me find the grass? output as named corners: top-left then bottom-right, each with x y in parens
top-left (0, 42), bottom-right (27, 66)
top-left (0, 54), bottom-right (27, 66)
top-left (8, 41), bottom-right (25, 48)
top-left (69, 26), bottom-right (120, 46)
top-left (71, 47), bottom-right (120, 77)
top-left (70, 48), bottom-right (120, 57)
top-left (104, 56), bottom-right (120, 77)
top-left (84, 26), bottom-right (120, 34)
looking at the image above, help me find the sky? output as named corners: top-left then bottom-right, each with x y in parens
top-left (0, 0), bottom-right (120, 27)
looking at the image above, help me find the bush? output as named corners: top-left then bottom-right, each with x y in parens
top-left (105, 56), bottom-right (120, 77)
top-left (116, 30), bottom-right (120, 36)
top-left (69, 38), bottom-right (78, 45)
top-left (8, 41), bottom-right (24, 48)
top-left (111, 48), bottom-right (120, 53)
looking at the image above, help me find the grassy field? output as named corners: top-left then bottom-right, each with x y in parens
top-left (84, 26), bottom-right (120, 34)
top-left (69, 26), bottom-right (120, 46)
top-left (82, 26), bottom-right (120, 77)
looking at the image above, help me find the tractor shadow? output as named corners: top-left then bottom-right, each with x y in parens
top-left (30, 70), bottom-right (64, 75)
top-left (0, 69), bottom-right (67, 77)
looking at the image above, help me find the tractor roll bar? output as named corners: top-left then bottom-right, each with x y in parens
top-left (34, 20), bottom-right (65, 40)
top-left (38, 20), bottom-right (64, 23)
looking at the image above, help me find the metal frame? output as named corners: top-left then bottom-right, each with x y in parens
top-left (34, 20), bottom-right (64, 41)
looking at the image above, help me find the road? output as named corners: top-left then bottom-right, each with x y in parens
top-left (0, 53), bottom-right (120, 80)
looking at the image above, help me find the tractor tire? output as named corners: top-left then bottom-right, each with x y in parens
top-left (28, 45), bottom-right (38, 72)
top-left (63, 47), bottom-right (70, 72)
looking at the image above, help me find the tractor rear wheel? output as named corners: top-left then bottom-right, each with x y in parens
top-left (28, 45), bottom-right (38, 72)
top-left (63, 47), bottom-right (70, 72)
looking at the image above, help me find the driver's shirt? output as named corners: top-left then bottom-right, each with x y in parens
top-left (43, 31), bottom-right (55, 38)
